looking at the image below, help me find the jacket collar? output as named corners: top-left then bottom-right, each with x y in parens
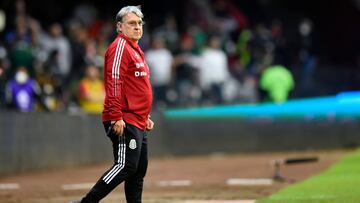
top-left (118, 33), bottom-right (139, 48)
top-left (118, 33), bottom-right (144, 57)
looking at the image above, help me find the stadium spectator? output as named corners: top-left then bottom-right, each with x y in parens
top-left (172, 34), bottom-right (202, 106)
top-left (223, 74), bottom-right (258, 104)
top-left (94, 20), bottom-right (113, 64)
top-left (7, 15), bottom-right (36, 78)
top-left (271, 19), bottom-right (289, 67)
top-left (36, 72), bottom-right (58, 112)
top-left (41, 23), bottom-right (72, 82)
top-left (145, 36), bottom-right (173, 109)
top-left (5, 66), bottom-right (41, 112)
top-left (198, 34), bottom-right (230, 104)
top-left (77, 64), bottom-right (104, 114)
top-left (68, 22), bottom-right (88, 81)
top-left (84, 38), bottom-right (103, 68)
top-left (211, 0), bottom-right (248, 35)
top-left (236, 29), bottom-right (252, 70)
top-left (259, 64), bottom-right (294, 103)
top-left (297, 18), bottom-right (318, 97)
top-left (152, 15), bottom-right (180, 52)
top-left (39, 49), bottom-right (65, 111)
top-left (249, 23), bottom-right (275, 75)
top-left (238, 75), bottom-right (258, 103)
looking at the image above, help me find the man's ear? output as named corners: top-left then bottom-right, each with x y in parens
top-left (117, 22), bottom-right (122, 32)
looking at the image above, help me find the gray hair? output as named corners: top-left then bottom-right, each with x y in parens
top-left (116, 6), bottom-right (144, 23)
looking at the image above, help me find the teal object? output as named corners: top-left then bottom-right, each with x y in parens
top-left (165, 92), bottom-right (360, 120)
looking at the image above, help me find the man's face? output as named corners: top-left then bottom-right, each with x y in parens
top-left (118, 12), bottom-right (143, 43)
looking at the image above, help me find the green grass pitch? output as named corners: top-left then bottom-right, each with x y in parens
top-left (257, 148), bottom-right (360, 203)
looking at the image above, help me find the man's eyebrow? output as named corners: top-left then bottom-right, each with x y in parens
top-left (127, 20), bottom-right (143, 22)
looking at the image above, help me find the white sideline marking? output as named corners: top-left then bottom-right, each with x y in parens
top-left (226, 178), bottom-right (273, 186)
top-left (184, 200), bottom-right (255, 203)
top-left (62, 183), bottom-right (94, 190)
top-left (0, 183), bottom-right (20, 190)
top-left (157, 180), bottom-right (192, 187)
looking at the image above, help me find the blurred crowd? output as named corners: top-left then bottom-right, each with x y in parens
top-left (0, 0), bottom-right (318, 113)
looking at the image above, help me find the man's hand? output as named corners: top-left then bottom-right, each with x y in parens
top-left (146, 118), bottom-right (154, 131)
top-left (111, 120), bottom-right (126, 136)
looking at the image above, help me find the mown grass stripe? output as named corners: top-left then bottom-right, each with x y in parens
top-left (257, 149), bottom-right (360, 203)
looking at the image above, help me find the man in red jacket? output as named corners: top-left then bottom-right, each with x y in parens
top-left (78, 5), bottom-right (154, 203)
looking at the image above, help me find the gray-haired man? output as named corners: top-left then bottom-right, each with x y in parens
top-left (75, 5), bottom-right (154, 203)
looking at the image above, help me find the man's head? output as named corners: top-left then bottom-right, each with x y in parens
top-left (116, 6), bottom-right (144, 43)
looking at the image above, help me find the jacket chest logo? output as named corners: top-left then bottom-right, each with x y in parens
top-left (135, 71), bottom-right (148, 77)
top-left (134, 62), bottom-right (148, 77)
top-left (134, 52), bottom-right (140, 59)
top-left (135, 62), bottom-right (145, 68)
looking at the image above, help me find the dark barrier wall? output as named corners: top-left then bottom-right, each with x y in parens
top-left (162, 118), bottom-right (360, 155)
top-left (0, 111), bottom-right (111, 175)
top-left (1, 111), bottom-right (360, 175)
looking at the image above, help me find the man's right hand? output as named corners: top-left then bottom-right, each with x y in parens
top-left (111, 120), bottom-right (126, 136)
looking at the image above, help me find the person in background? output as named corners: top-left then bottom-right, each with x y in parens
top-left (198, 34), bottom-right (230, 104)
top-left (7, 15), bottom-right (36, 78)
top-left (36, 73), bottom-right (58, 112)
top-left (259, 64), bottom-right (294, 104)
top-left (5, 66), bottom-right (41, 112)
top-left (145, 36), bottom-right (173, 109)
top-left (41, 23), bottom-right (72, 81)
top-left (77, 64), bottom-right (105, 113)
top-left (172, 34), bottom-right (202, 106)
top-left (298, 18), bottom-right (318, 97)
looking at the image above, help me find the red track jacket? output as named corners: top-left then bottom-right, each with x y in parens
top-left (102, 33), bottom-right (153, 130)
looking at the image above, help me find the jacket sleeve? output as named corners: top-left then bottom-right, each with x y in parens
top-left (104, 39), bottom-right (128, 121)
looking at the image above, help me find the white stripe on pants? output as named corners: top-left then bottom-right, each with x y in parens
top-left (103, 136), bottom-right (126, 184)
